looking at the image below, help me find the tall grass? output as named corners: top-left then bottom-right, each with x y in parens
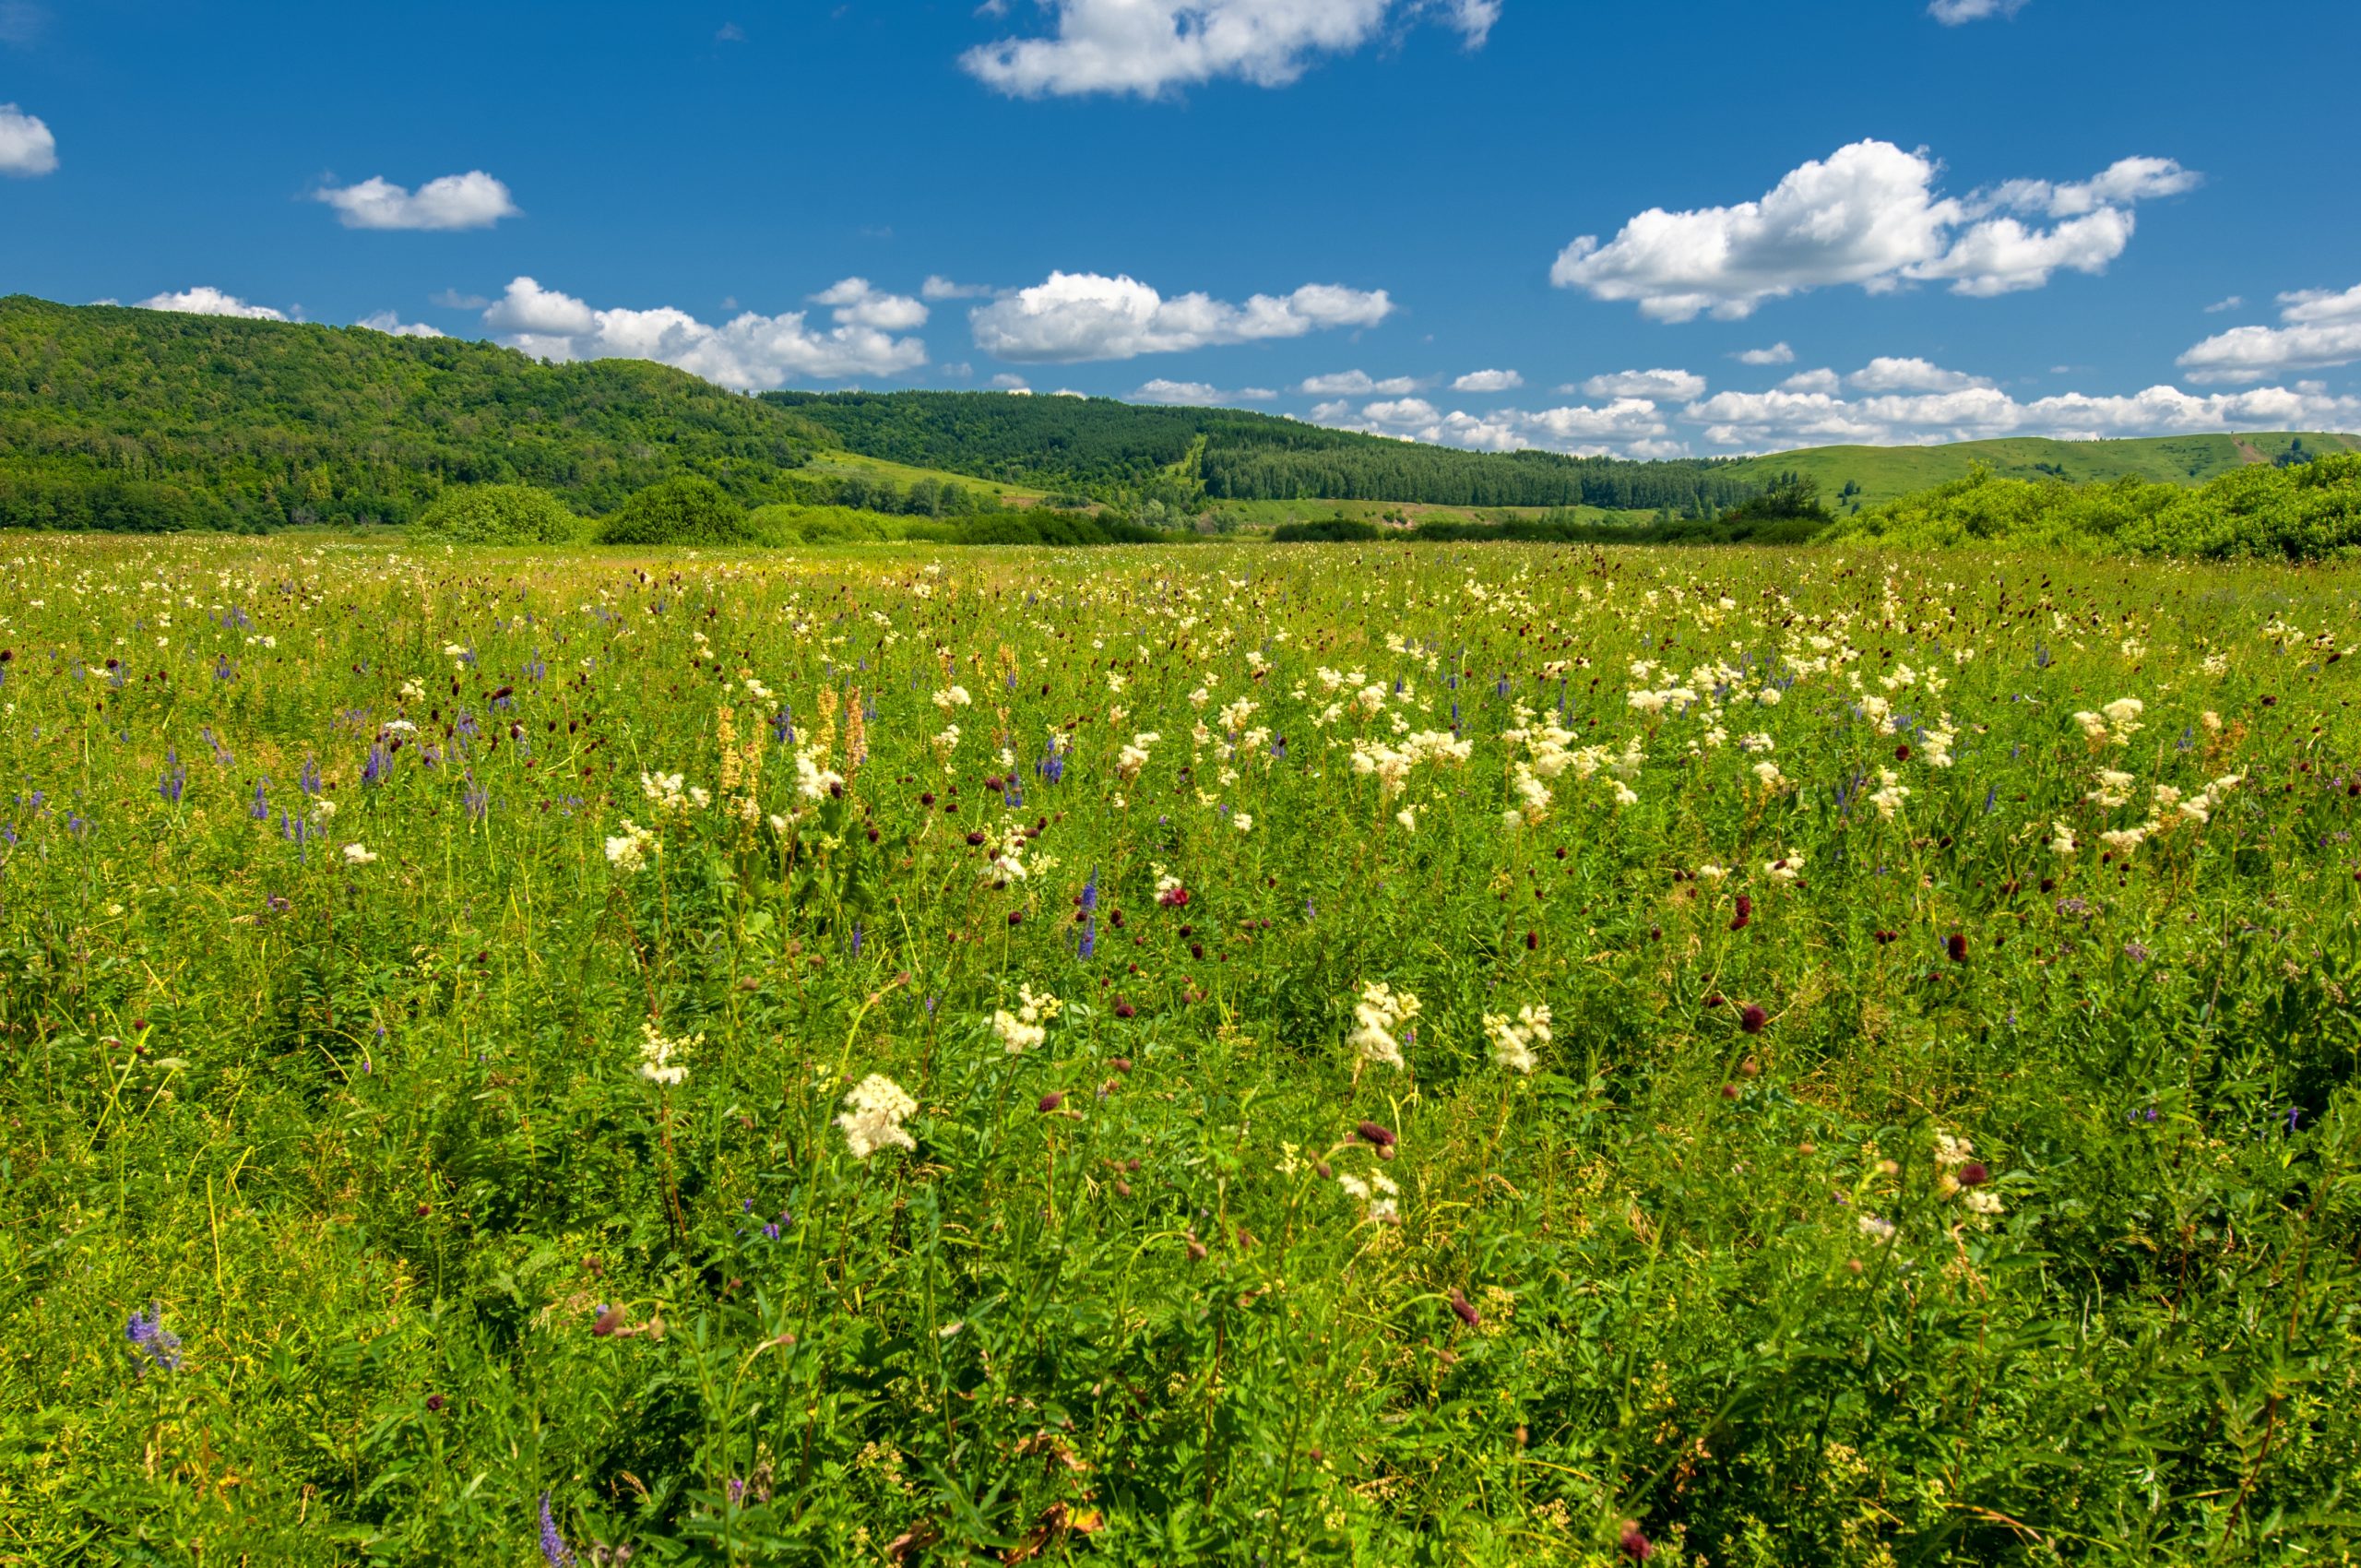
top-left (1, 536), bottom-right (2355, 1564)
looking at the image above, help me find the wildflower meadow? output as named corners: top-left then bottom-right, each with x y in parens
top-left (2, 535), bottom-right (2356, 1565)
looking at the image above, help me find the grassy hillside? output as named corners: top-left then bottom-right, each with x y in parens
top-left (0, 295), bottom-right (843, 529)
top-left (766, 390), bottom-right (1765, 514)
top-left (1723, 433), bottom-right (2357, 509)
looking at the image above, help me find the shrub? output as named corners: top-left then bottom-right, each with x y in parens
top-left (596, 477), bottom-right (751, 547)
top-left (407, 484), bottom-right (580, 546)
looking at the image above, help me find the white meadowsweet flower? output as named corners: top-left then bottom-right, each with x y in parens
top-left (605, 819), bottom-right (658, 873)
top-left (1348, 981), bottom-right (1421, 1071)
top-left (341, 842), bottom-right (378, 865)
top-left (838, 1074), bottom-right (918, 1159)
top-left (635, 1020), bottom-right (697, 1087)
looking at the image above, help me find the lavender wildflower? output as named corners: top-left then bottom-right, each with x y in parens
top-left (157, 749), bottom-right (186, 806)
top-left (125, 1304), bottom-right (183, 1373)
top-left (539, 1492), bottom-right (575, 1566)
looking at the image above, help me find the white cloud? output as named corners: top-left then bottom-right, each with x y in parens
top-left (1734, 342), bottom-right (1794, 365)
top-left (962, 0), bottom-right (1497, 98)
top-left (481, 276), bottom-right (927, 388)
top-left (1929, 0), bottom-right (2027, 23)
top-left (1779, 368), bottom-right (1841, 395)
top-left (2204, 295), bottom-right (2244, 314)
top-left (0, 102), bottom-right (55, 177)
top-left (1299, 369), bottom-right (1419, 395)
top-left (922, 274), bottom-right (998, 301)
top-left (1133, 378), bottom-right (1219, 405)
top-left (1128, 379), bottom-right (1275, 406)
top-left (1552, 141), bottom-right (2196, 321)
top-left (2178, 283), bottom-right (2361, 383)
top-left (1314, 391), bottom-right (1678, 457)
top-left (1685, 381), bottom-right (2361, 450)
top-left (971, 270), bottom-right (1393, 362)
top-left (1580, 367), bottom-right (1705, 402)
top-left (809, 277), bottom-right (930, 332)
top-left (134, 286), bottom-right (288, 321)
top-left (357, 311), bottom-right (444, 339)
top-left (1847, 355), bottom-right (1991, 393)
top-left (991, 373), bottom-right (1031, 390)
top-left (1451, 367), bottom-right (1523, 392)
top-left (2282, 286), bottom-right (2361, 325)
top-left (316, 171), bottom-right (518, 232)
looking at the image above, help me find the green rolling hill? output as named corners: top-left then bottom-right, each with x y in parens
top-left (1720, 434), bottom-right (2355, 509)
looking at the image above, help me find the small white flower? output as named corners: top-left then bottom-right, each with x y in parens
top-left (341, 842), bottom-right (377, 865)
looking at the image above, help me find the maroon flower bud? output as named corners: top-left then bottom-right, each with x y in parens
top-left (1356, 1120), bottom-right (1396, 1148)
top-left (426, 1394), bottom-right (446, 1413)
top-left (1450, 1289), bottom-right (1480, 1327)
top-left (1525, 930), bottom-right (1538, 950)
top-left (1957, 1161), bottom-right (1990, 1187)
top-left (1619, 1524), bottom-right (1653, 1561)
top-left (1894, 743), bottom-right (1910, 761)
top-left (1113, 999), bottom-right (1136, 1019)
top-left (1947, 932), bottom-right (1968, 963)
top-left (1038, 1092), bottom-right (1064, 1113)
top-left (1008, 910), bottom-right (1023, 926)
top-left (1739, 1004), bottom-right (1768, 1034)
top-left (592, 1304), bottom-right (624, 1337)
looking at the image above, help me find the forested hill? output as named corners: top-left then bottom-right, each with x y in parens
top-left (0, 295), bottom-right (831, 530)
top-left (765, 390), bottom-right (1761, 512)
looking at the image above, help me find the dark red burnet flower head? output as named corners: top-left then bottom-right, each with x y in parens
top-left (1730, 894), bottom-right (1752, 932)
top-left (1619, 1523), bottom-right (1654, 1561)
top-left (1449, 1288), bottom-right (1480, 1326)
top-left (1957, 1160), bottom-right (1990, 1187)
top-left (1356, 1120), bottom-right (1396, 1148)
top-left (1739, 1004), bottom-right (1768, 1035)
top-left (1947, 932), bottom-right (1969, 964)
top-left (1157, 885), bottom-right (1191, 909)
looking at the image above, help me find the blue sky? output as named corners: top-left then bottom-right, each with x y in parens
top-left (4, 0), bottom-right (2358, 456)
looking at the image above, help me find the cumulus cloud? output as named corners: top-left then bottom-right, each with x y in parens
top-left (357, 311), bottom-right (444, 339)
top-left (1734, 342), bottom-right (1794, 365)
top-left (1929, 0), bottom-right (2028, 22)
top-left (809, 277), bottom-right (929, 331)
top-left (2204, 295), bottom-right (2243, 314)
top-left (1130, 378), bottom-right (1275, 406)
top-left (1315, 391), bottom-right (1679, 457)
top-left (1451, 367), bottom-right (1523, 392)
top-left (962, 0), bottom-right (1497, 98)
top-left (971, 271), bottom-right (1393, 362)
top-left (481, 276), bottom-right (928, 388)
top-left (316, 171), bottom-right (519, 232)
top-left (990, 373), bottom-right (1031, 390)
top-left (2177, 283), bottom-right (2361, 383)
top-left (1779, 368), bottom-right (1842, 395)
top-left (0, 102), bottom-right (55, 176)
top-left (1684, 381), bottom-right (2361, 449)
top-left (1580, 367), bottom-right (1705, 402)
top-left (1847, 356), bottom-right (1991, 393)
top-left (134, 286), bottom-right (288, 321)
top-left (1552, 141), bottom-right (2197, 321)
top-left (923, 275), bottom-right (998, 301)
top-left (1299, 369), bottom-right (1420, 395)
